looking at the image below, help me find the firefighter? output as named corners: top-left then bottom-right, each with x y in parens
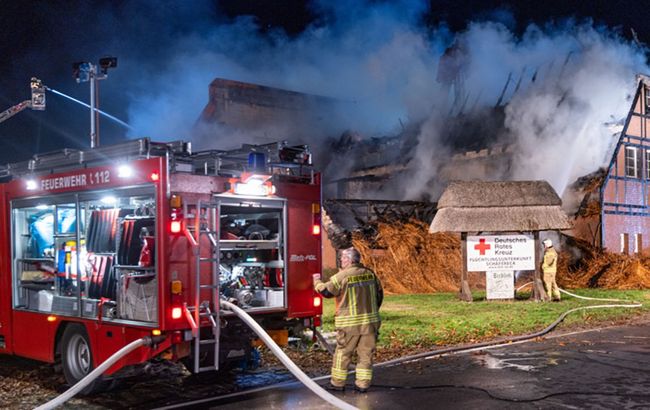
top-left (541, 238), bottom-right (561, 301)
top-left (314, 247), bottom-right (383, 393)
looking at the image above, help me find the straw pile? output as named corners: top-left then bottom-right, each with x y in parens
top-left (352, 220), bottom-right (466, 294)
top-left (347, 214), bottom-right (650, 293)
top-left (559, 248), bottom-right (650, 289)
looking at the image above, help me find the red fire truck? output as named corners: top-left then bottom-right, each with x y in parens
top-left (0, 138), bottom-right (323, 391)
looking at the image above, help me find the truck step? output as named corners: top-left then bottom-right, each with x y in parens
top-left (199, 366), bottom-right (218, 372)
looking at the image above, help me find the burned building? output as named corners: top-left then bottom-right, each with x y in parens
top-left (196, 77), bottom-right (342, 146)
top-left (329, 105), bottom-right (515, 201)
top-left (193, 73), bottom-right (650, 264)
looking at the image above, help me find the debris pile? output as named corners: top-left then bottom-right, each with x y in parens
top-left (352, 220), bottom-right (471, 294)
top-left (351, 221), bottom-right (650, 293)
top-left (559, 249), bottom-right (650, 289)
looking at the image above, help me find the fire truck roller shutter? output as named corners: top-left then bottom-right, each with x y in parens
top-left (87, 255), bottom-right (101, 298)
top-left (87, 255), bottom-right (114, 299)
top-left (86, 209), bottom-right (119, 253)
top-left (127, 219), bottom-right (155, 266)
top-left (86, 210), bottom-right (98, 252)
top-left (100, 256), bottom-right (116, 300)
top-left (118, 219), bottom-right (131, 265)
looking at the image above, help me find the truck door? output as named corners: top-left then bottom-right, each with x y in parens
top-left (286, 198), bottom-right (322, 317)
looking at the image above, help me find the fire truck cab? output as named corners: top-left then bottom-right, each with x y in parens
top-left (0, 138), bottom-right (322, 390)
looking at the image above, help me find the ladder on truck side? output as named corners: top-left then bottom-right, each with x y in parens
top-left (183, 199), bottom-right (220, 373)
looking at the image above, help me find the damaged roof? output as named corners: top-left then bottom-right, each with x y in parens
top-left (430, 180), bottom-right (571, 232)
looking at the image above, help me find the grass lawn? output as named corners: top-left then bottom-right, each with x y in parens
top-left (320, 289), bottom-right (650, 348)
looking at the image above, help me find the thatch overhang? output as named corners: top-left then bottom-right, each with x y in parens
top-left (430, 180), bottom-right (572, 233)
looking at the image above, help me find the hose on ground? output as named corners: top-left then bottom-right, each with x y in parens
top-left (35, 336), bottom-right (155, 410)
top-left (375, 289), bottom-right (641, 368)
top-left (558, 287), bottom-right (637, 302)
top-left (221, 300), bottom-right (357, 410)
top-left (516, 281), bottom-right (534, 292)
top-left (518, 281), bottom-right (640, 303)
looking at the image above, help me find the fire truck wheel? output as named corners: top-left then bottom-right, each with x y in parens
top-left (60, 324), bottom-right (108, 394)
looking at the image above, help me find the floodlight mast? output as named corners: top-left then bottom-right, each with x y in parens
top-left (73, 57), bottom-right (117, 149)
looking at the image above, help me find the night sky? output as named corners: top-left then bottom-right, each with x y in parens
top-left (1, 0), bottom-right (649, 164)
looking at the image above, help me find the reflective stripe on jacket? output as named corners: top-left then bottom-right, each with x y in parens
top-left (315, 264), bottom-right (382, 334)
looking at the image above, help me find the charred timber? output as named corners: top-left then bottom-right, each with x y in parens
top-left (323, 199), bottom-right (437, 249)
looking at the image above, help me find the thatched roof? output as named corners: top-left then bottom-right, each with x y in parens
top-left (430, 181), bottom-right (571, 233)
top-left (437, 180), bottom-right (561, 208)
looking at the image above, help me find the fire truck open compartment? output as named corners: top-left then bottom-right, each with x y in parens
top-left (11, 186), bottom-right (159, 325)
top-left (217, 196), bottom-right (287, 310)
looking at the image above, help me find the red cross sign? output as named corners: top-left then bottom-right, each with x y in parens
top-left (467, 234), bottom-right (535, 272)
top-left (474, 238), bottom-right (491, 255)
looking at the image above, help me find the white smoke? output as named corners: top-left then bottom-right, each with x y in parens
top-left (403, 20), bottom-right (647, 200)
top-left (118, 1), bottom-right (648, 200)
top-left (125, 0), bottom-right (442, 143)
top-left (500, 23), bottom-right (644, 196)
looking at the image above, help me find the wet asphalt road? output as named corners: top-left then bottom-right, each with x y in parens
top-left (201, 320), bottom-right (650, 409)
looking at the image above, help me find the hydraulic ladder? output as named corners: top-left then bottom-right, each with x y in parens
top-left (183, 199), bottom-right (220, 373)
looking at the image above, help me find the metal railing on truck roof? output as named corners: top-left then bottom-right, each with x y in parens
top-left (0, 138), bottom-right (314, 181)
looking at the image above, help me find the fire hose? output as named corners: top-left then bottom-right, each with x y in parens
top-left (35, 335), bottom-right (165, 410)
top-left (221, 299), bottom-right (358, 410)
top-left (35, 288), bottom-right (640, 410)
top-left (34, 308), bottom-right (357, 410)
top-left (34, 305), bottom-right (357, 410)
top-left (373, 285), bottom-right (642, 368)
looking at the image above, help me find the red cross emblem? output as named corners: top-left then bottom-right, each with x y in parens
top-left (474, 238), bottom-right (491, 255)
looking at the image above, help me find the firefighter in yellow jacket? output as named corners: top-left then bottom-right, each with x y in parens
top-left (541, 238), bottom-right (561, 301)
top-left (314, 247), bottom-right (383, 393)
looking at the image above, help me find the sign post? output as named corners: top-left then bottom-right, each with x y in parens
top-left (533, 231), bottom-right (548, 301)
top-left (460, 232), bottom-right (471, 301)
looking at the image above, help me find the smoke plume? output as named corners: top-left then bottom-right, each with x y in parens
top-left (115, 2), bottom-right (648, 201)
top-left (6, 1), bottom-right (645, 201)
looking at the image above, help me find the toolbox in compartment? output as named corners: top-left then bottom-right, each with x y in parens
top-left (52, 295), bottom-right (79, 315)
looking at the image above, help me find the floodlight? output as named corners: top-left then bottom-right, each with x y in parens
top-left (26, 180), bottom-right (38, 190)
top-left (99, 56), bottom-right (117, 74)
top-left (72, 62), bottom-right (91, 83)
top-left (117, 165), bottom-right (133, 178)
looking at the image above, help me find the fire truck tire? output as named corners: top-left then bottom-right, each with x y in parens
top-left (60, 324), bottom-right (109, 394)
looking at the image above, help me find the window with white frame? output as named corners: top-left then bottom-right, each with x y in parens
top-left (635, 233), bottom-right (643, 254)
top-left (625, 146), bottom-right (639, 178)
top-left (646, 150), bottom-right (650, 180)
top-left (620, 233), bottom-right (630, 254)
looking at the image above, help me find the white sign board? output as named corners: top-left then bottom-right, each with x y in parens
top-left (467, 234), bottom-right (535, 271)
top-left (486, 270), bottom-right (515, 299)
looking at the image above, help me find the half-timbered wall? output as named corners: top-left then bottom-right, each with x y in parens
top-left (602, 79), bottom-right (650, 253)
